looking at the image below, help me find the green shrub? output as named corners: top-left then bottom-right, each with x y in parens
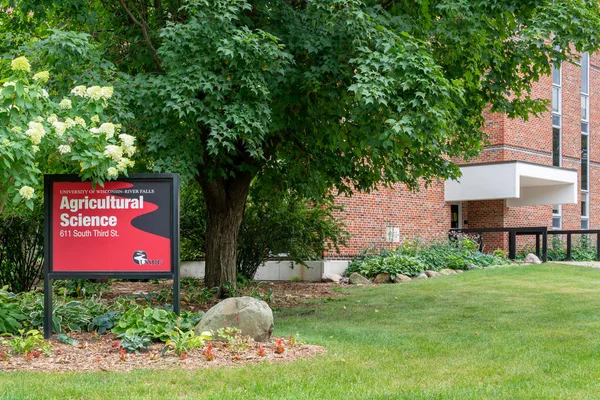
top-left (53, 279), bottom-right (110, 299)
top-left (237, 187), bottom-right (348, 280)
top-left (519, 235), bottom-right (597, 262)
top-left (1, 329), bottom-right (49, 355)
top-left (162, 327), bottom-right (212, 356)
top-left (120, 332), bottom-right (153, 354)
top-left (346, 252), bottom-right (426, 279)
top-left (0, 287), bottom-right (26, 334)
top-left (20, 291), bottom-right (110, 334)
top-left (346, 238), bottom-right (510, 278)
top-left (0, 212), bottom-right (44, 293)
top-left (112, 306), bottom-right (203, 342)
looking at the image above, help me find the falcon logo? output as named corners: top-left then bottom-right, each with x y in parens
top-left (132, 250), bottom-right (148, 265)
top-left (132, 250), bottom-right (163, 266)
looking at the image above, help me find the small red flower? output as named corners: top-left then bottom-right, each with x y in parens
top-left (274, 338), bottom-right (284, 354)
top-left (202, 344), bottom-right (214, 361)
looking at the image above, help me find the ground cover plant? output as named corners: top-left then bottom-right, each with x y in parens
top-left (3, 264), bottom-right (600, 398)
top-left (345, 238), bottom-right (510, 279)
top-left (518, 234), bottom-right (599, 262)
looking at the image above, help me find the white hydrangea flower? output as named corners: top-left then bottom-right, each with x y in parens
top-left (64, 118), bottom-right (75, 129)
top-left (11, 57), bottom-right (30, 72)
top-left (58, 145), bottom-right (71, 154)
top-left (25, 121), bottom-right (45, 144)
top-left (10, 126), bottom-right (22, 134)
top-left (71, 85), bottom-right (87, 97)
top-left (118, 133), bottom-right (135, 147)
top-left (59, 99), bottom-right (72, 109)
top-left (74, 116), bottom-right (86, 127)
top-left (19, 186), bottom-right (34, 200)
top-left (122, 145), bottom-right (136, 157)
top-left (107, 167), bottom-right (118, 178)
top-left (116, 157), bottom-right (134, 171)
top-left (3, 81), bottom-right (15, 87)
top-left (47, 114), bottom-right (58, 124)
top-left (99, 122), bottom-right (115, 139)
top-left (100, 86), bottom-right (114, 99)
top-left (41, 89), bottom-right (49, 98)
top-left (33, 71), bottom-right (49, 83)
top-left (103, 145), bottom-right (123, 162)
top-left (86, 86), bottom-right (103, 101)
top-left (53, 121), bottom-right (66, 137)
top-left (89, 127), bottom-right (101, 134)
top-left (91, 115), bottom-right (100, 124)
top-left (31, 145), bottom-right (39, 153)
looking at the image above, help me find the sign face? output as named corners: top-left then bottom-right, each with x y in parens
top-left (46, 175), bottom-right (178, 274)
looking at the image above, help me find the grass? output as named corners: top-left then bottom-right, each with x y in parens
top-left (4, 264), bottom-right (600, 399)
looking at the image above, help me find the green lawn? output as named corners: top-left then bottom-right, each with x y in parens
top-left (3, 264), bottom-right (600, 399)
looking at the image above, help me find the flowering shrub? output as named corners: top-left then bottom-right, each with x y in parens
top-left (0, 56), bottom-right (136, 212)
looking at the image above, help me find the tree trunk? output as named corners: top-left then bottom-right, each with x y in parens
top-left (199, 172), bottom-right (253, 297)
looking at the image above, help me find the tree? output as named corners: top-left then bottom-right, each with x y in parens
top-left (125, 0), bottom-right (600, 295)
top-left (3, 0), bottom-right (600, 295)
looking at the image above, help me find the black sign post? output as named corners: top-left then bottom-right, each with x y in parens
top-left (43, 173), bottom-right (180, 339)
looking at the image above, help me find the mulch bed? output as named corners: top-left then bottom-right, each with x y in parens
top-left (0, 332), bottom-right (325, 372)
top-left (0, 281), bottom-right (348, 373)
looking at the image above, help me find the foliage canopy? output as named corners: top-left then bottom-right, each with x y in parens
top-left (2, 0), bottom-right (600, 292)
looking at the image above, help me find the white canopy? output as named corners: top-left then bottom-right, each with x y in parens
top-left (444, 161), bottom-right (577, 207)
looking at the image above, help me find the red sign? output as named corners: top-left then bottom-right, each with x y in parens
top-left (50, 179), bottom-right (174, 272)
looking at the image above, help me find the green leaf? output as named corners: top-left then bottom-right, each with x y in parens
top-left (15, 82), bottom-right (24, 97)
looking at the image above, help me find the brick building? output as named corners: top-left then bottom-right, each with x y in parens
top-left (328, 53), bottom-right (597, 259)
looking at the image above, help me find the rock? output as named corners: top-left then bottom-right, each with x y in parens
top-left (524, 253), bottom-right (542, 264)
top-left (194, 297), bottom-right (273, 342)
top-left (340, 277), bottom-right (350, 284)
top-left (321, 273), bottom-right (343, 283)
top-left (373, 273), bottom-right (391, 284)
top-left (467, 264), bottom-right (481, 270)
top-left (455, 269), bottom-right (464, 274)
top-left (393, 274), bottom-right (412, 283)
top-left (425, 270), bottom-right (441, 278)
top-left (349, 272), bottom-right (372, 285)
top-left (439, 269), bottom-right (457, 275)
top-left (413, 273), bottom-right (428, 280)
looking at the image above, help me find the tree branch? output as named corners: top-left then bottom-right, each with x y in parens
top-left (118, 0), bottom-right (162, 69)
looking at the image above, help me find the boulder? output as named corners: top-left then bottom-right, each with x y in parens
top-left (439, 269), bottom-right (457, 275)
top-left (467, 264), bottom-right (481, 270)
top-left (321, 273), bottom-right (343, 283)
top-left (525, 253), bottom-right (542, 264)
top-left (373, 273), bottom-right (391, 284)
top-left (413, 273), bottom-right (428, 280)
top-left (393, 274), bottom-right (412, 283)
top-left (194, 297), bottom-right (273, 342)
top-left (455, 269), bottom-right (464, 274)
top-left (425, 270), bottom-right (441, 278)
top-left (340, 277), bottom-right (350, 284)
top-left (349, 272), bottom-right (372, 285)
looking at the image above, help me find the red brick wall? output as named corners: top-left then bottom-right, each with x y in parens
top-left (331, 182), bottom-right (450, 258)
top-left (326, 52), bottom-right (597, 259)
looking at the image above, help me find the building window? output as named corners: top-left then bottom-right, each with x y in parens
top-left (552, 205), bottom-right (562, 229)
top-left (552, 63), bottom-right (562, 167)
top-left (581, 52), bottom-right (590, 230)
